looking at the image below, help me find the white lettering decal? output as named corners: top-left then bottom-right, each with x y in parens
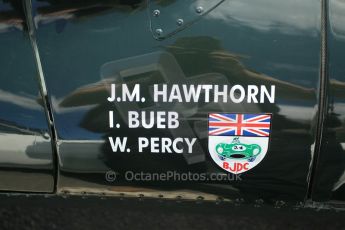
top-left (247, 85), bottom-right (259, 103)
top-left (138, 137), bottom-right (149, 152)
top-left (184, 138), bottom-right (197, 153)
top-left (260, 85), bottom-right (275, 103)
top-left (107, 84), bottom-right (116, 102)
top-left (122, 84), bottom-right (140, 102)
top-left (230, 85), bottom-right (245, 103)
top-left (183, 84), bottom-right (202, 102)
top-left (154, 84), bottom-right (167, 102)
top-left (109, 137), bottom-right (127, 152)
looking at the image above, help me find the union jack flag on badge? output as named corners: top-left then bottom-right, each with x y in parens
top-left (208, 114), bottom-right (271, 137)
top-left (208, 113), bottom-right (272, 174)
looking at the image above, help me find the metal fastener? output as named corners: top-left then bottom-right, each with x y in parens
top-left (153, 9), bottom-right (160, 17)
top-left (196, 6), bottom-right (204, 14)
top-left (155, 28), bottom-right (163, 36)
top-left (176, 18), bottom-right (184, 26)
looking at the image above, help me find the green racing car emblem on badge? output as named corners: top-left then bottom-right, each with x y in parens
top-left (215, 137), bottom-right (261, 162)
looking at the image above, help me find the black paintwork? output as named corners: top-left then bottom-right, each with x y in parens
top-left (0, 0), bottom-right (54, 192)
top-left (310, 0), bottom-right (345, 202)
top-left (1, 0), bottom-right (345, 207)
top-left (33, 0), bottom-right (321, 201)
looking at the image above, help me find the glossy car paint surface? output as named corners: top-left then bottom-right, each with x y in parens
top-left (311, 0), bottom-right (345, 202)
top-left (0, 1), bottom-right (54, 192)
top-left (29, 0), bottom-right (323, 201)
top-left (6, 0), bottom-right (345, 206)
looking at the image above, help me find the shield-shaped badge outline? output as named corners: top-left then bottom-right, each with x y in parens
top-left (208, 113), bottom-right (272, 174)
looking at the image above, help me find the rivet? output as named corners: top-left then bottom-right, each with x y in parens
top-left (42, 132), bottom-right (50, 139)
top-left (153, 9), bottom-right (160, 17)
top-left (155, 28), bottom-right (163, 36)
top-left (176, 18), bottom-right (184, 26)
top-left (196, 6), bottom-right (204, 14)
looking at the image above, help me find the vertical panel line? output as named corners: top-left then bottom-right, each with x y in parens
top-left (22, 0), bottom-right (59, 193)
top-left (306, 0), bottom-right (329, 200)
